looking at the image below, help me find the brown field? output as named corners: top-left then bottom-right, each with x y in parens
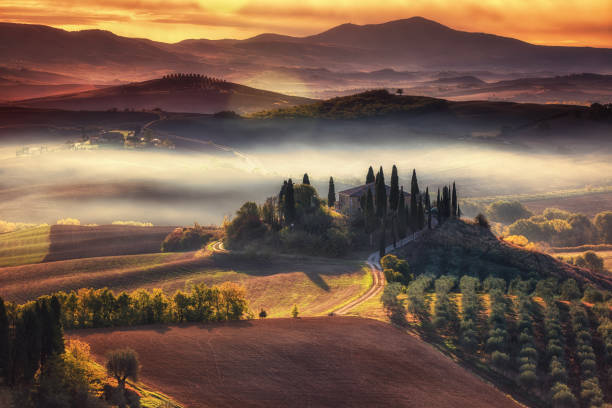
top-left (42, 224), bottom-right (179, 262)
top-left (523, 191), bottom-right (612, 217)
top-left (71, 317), bottom-right (520, 408)
top-left (0, 251), bottom-right (369, 317)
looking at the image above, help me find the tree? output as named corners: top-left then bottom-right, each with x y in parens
top-left (259, 309), bottom-right (267, 319)
top-left (366, 166), bottom-right (375, 184)
top-left (0, 297), bottom-right (8, 381)
top-left (485, 201), bottom-right (532, 225)
top-left (106, 348), bottom-right (140, 395)
top-left (375, 167), bottom-right (387, 218)
top-left (291, 304), bottom-right (299, 318)
top-left (436, 188), bottom-right (441, 224)
top-left (451, 182), bottom-right (457, 217)
top-left (379, 221), bottom-right (386, 257)
top-left (593, 211), bottom-right (612, 243)
top-left (410, 169), bottom-right (419, 229)
top-left (389, 165), bottom-right (399, 212)
top-left (284, 179), bottom-right (296, 223)
top-left (417, 197), bottom-right (425, 230)
top-left (302, 173), bottom-right (310, 185)
top-left (327, 177), bottom-right (336, 208)
top-left (425, 187), bottom-right (432, 229)
top-left (475, 213), bottom-right (490, 229)
top-left (397, 188), bottom-right (407, 239)
top-left (365, 188), bottom-right (376, 235)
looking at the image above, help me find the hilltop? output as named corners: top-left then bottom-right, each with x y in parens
top-left (398, 219), bottom-right (612, 290)
top-left (10, 74), bottom-right (315, 114)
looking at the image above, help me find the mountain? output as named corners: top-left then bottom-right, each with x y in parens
top-left (10, 75), bottom-right (315, 114)
top-left (1, 18), bottom-right (611, 83)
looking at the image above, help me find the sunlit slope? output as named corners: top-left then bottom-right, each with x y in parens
top-left (0, 251), bottom-right (370, 317)
top-left (72, 317), bottom-right (521, 408)
top-left (0, 225), bottom-right (50, 267)
top-left (0, 224), bottom-right (177, 267)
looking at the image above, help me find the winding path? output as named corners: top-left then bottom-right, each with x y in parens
top-left (333, 232), bottom-right (423, 315)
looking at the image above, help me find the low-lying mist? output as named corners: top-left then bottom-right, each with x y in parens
top-left (1, 140), bottom-right (611, 226)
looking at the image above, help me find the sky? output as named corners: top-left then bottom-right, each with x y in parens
top-left (2, 0), bottom-right (611, 47)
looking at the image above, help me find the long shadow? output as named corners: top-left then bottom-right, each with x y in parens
top-left (212, 252), bottom-right (335, 291)
top-left (43, 224), bottom-right (175, 262)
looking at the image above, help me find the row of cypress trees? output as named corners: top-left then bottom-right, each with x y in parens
top-left (0, 295), bottom-right (64, 386)
top-left (360, 165), bottom-right (460, 252)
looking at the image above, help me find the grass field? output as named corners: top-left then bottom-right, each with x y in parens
top-left (0, 225), bottom-right (50, 267)
top-left (71, 317), bottom-right (521, 408)
top-left (0, 250), bottom-right (370, 317)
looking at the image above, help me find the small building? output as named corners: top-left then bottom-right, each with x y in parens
top-left (337, 182), bottom-right (410, 216)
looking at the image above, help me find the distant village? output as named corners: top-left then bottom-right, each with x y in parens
top-left (15, 129), bottom-right (175, 157)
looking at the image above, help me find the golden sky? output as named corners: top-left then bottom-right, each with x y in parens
top-left (2, 0), bottom-right (611, 47)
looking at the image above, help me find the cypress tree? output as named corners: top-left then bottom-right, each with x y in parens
top-left (418, 197), bottom-right (425, 230)
top-left (457, 204), bottom-right (462, 219)
top-left (284, 179), bottom-right (296, 223)
top-left (398, 187), bottom-right (407, 239)
top-left (375, 167), bottom-right (387, 218)
top-left (389, 165), bottom-right (399, 212)
top-left (365, 188), bottom-right (376, 234)
top-left (0, 297), bottom-right (8, 381)
top-left (425, 187), bottom-right (432, 229)
top-left (302, 173), bottom-right (310, 185)
top-left (452, 182), bottom-right (457, 217)
top-left (436, 188), bottom-right (441, 224)
top-left (379, 221), bottom-right (386, 257)
top-left (366, 166), bottom-right (375, 184)
top-left (22, 305), bottom-right (42, 382)
top-left (410, 169), bottom-right (419, 230)
top-left (327, 177), bottom-right (336, 208)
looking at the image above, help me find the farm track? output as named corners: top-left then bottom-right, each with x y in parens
top-left (334, 233), bottom-right (422, 315)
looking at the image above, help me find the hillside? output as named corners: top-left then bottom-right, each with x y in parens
top-left (1, 19), bottom-right (610, 84)
top-left (398, 219), bottom-right (612, 290)
top-left (11, 75), bottom-right (315, 114)
top-left (71, 317), bottom-right (521, 408)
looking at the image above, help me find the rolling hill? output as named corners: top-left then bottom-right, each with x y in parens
top-left (11, 75), bottom-right (315, 114)
top-left (71, 317), bottom-right (521, 408)
top-left (1, 18), bottom-right (610, 84)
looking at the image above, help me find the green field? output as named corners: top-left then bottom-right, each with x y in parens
top-left (0, 226), bottom-right (50, 267)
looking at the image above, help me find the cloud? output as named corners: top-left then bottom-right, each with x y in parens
top-left (1, 0), bottom-right (610, 47)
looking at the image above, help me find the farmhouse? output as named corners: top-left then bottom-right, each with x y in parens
top-left (337, 182), bottom-right (410, 216)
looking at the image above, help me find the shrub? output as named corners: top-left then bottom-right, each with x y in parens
top-left (111, 220), bottom-right (153, 227)
top-left (161, 223), bottom-right (214, 252)
top-left (57, 218), bottom-right (80, 225)
top-left (518, 369), bottom-right (537, 389)
top-left (258, 309), bottom-right (267, 319)
top-left (491, 351), bottom-right (509, 369)
top-left (550, 383), bottom-right (577, 408)
top-left (474, 213), bottom-right (490, 229)
top-left (291, 304), bottom-right (299, 318)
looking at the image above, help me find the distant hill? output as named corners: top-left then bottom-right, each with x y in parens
top-left (11, 75), bottom-right (315, 114)
top-left (251, 89), bottom-right (446, 119)
top-left (0, 18), bottom-right (610, 84)
top-left (399, 219), bottom-right (612, 291)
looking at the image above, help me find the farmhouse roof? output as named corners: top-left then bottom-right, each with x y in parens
top-left (339, 182), bottom-right (392, 197)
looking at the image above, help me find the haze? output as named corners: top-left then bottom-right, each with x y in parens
top-left (1, 140), bottom-right (611, 226)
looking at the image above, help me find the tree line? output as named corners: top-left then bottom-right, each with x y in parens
top-left (358, 165), bottom-right (459, 256)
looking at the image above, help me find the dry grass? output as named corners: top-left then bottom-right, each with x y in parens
top-left (0, 251), bottom-right (370, 318)
top-left (71, 317), bottom-right (521, 408)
